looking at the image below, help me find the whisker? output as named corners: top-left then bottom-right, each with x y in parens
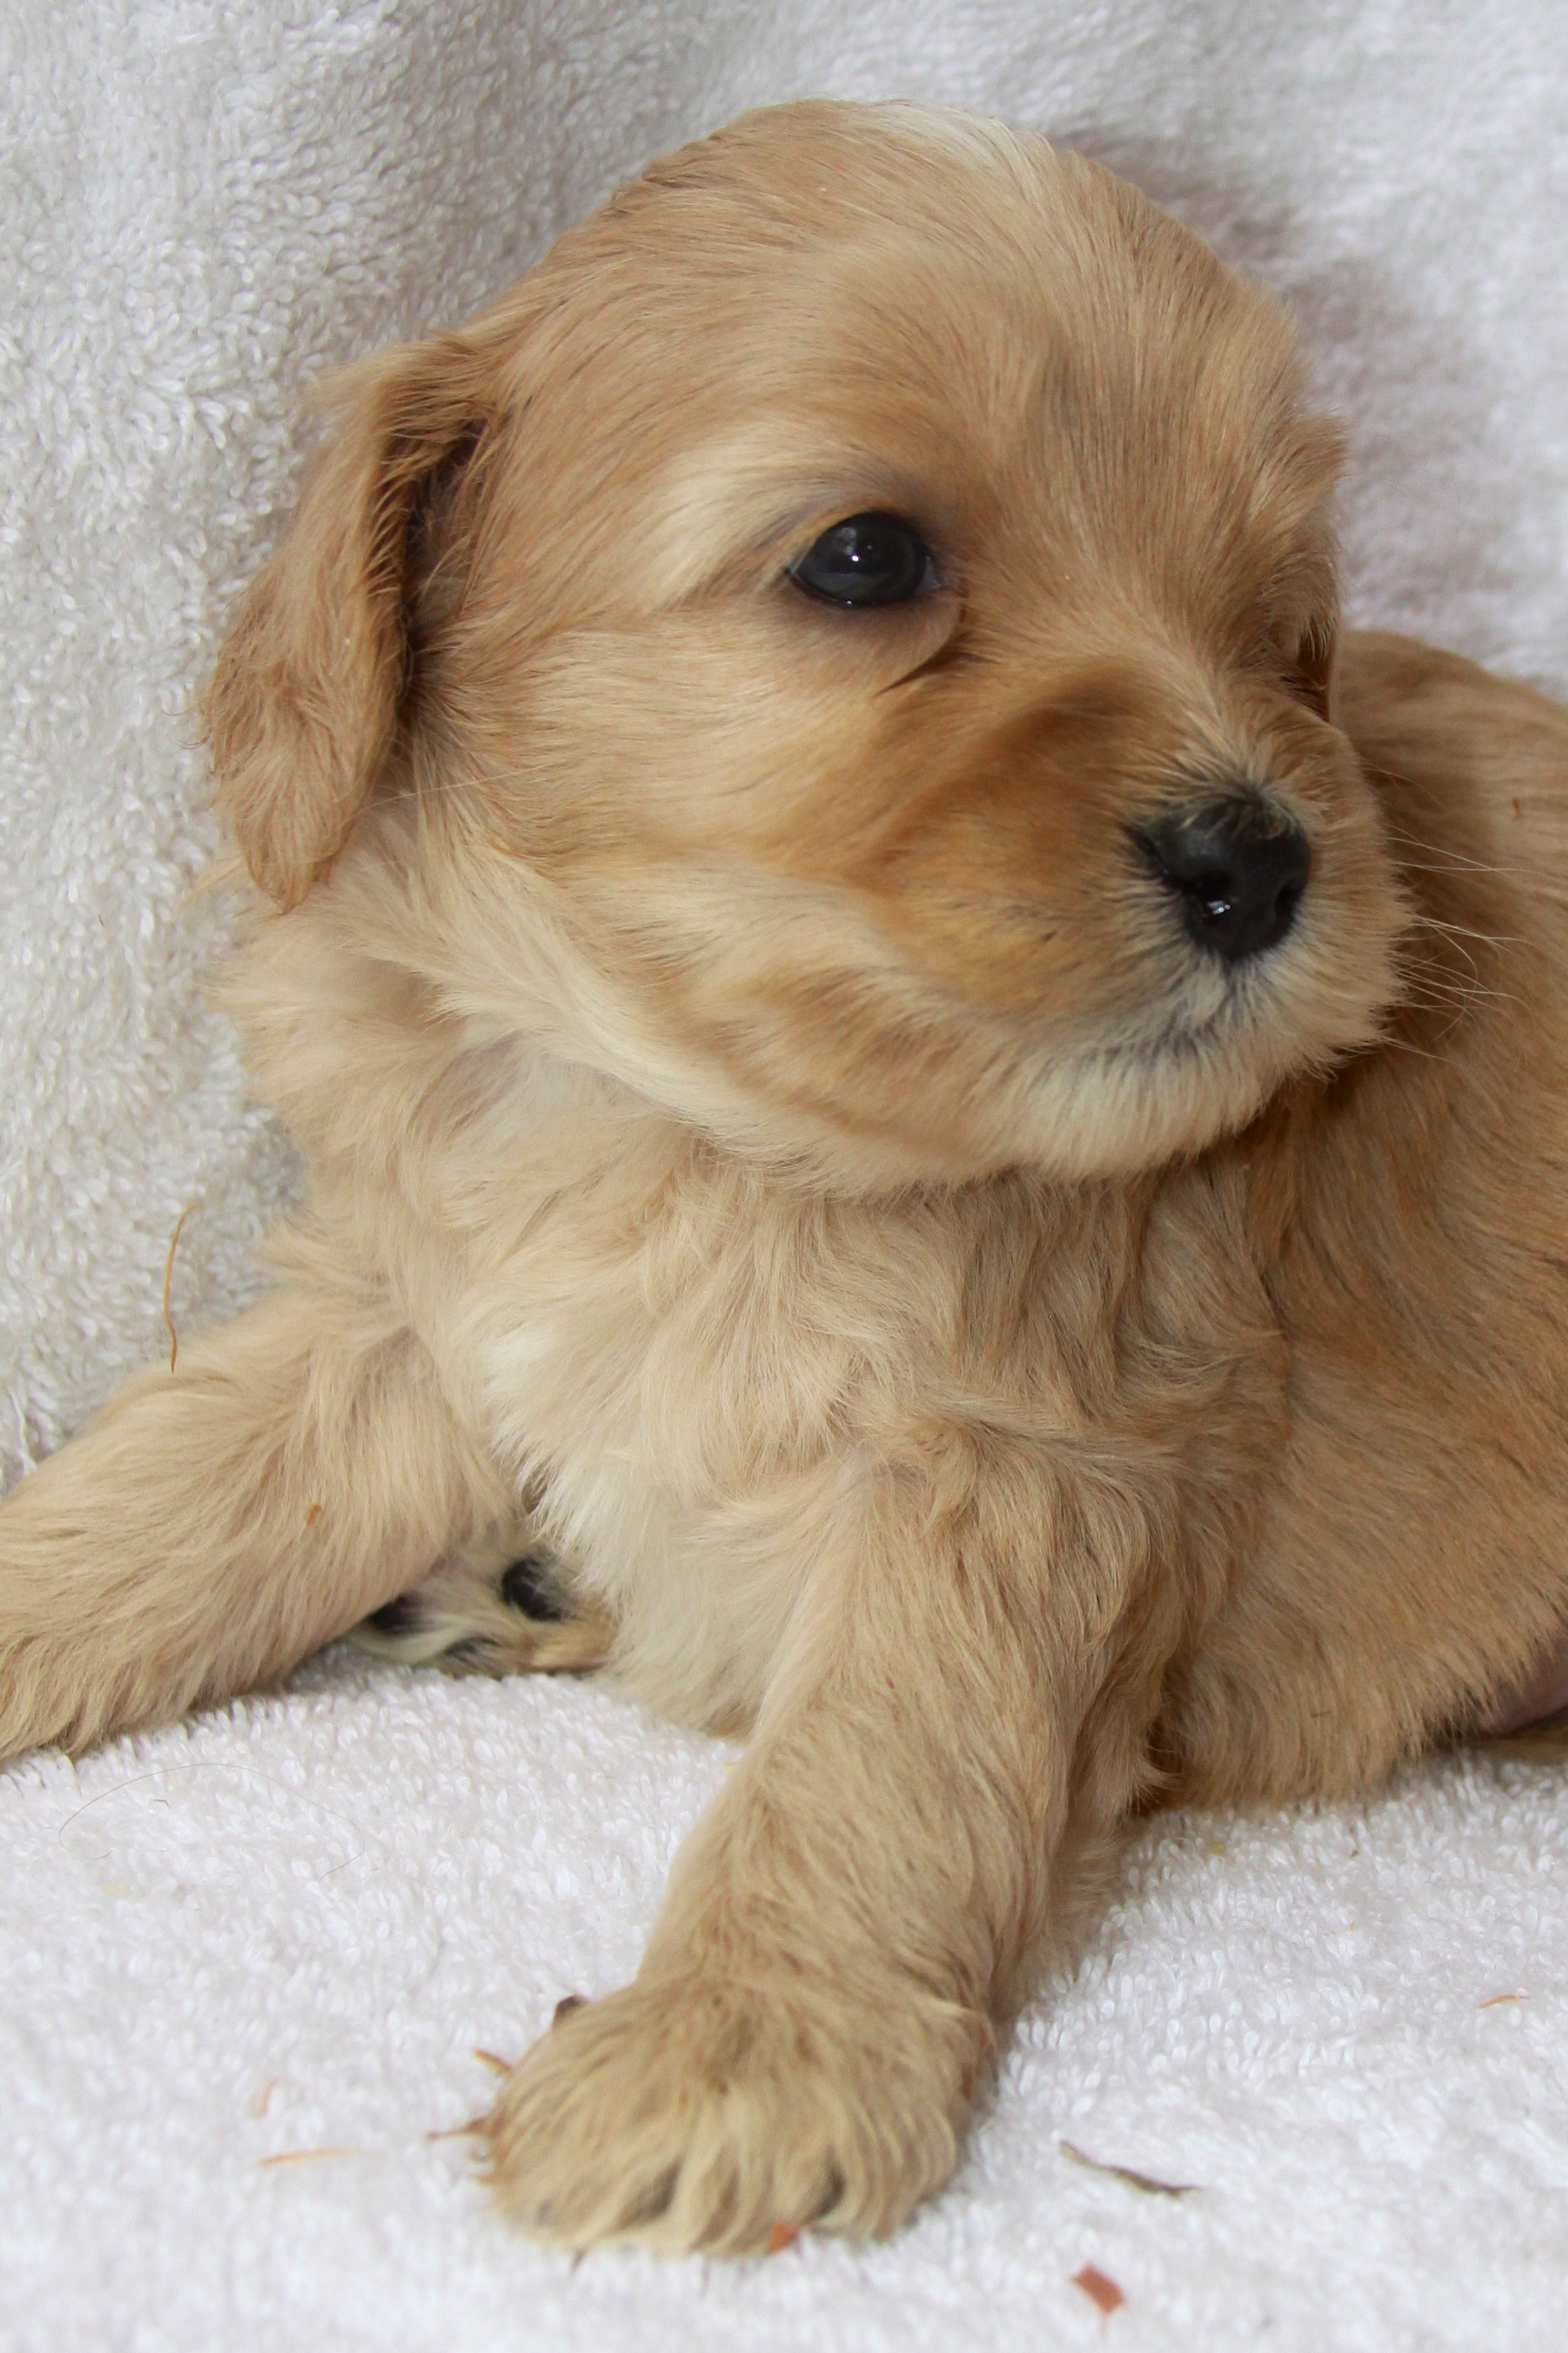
top-left (1374, 1032), bottom-right (1450, 1064)
top-left (1409, 912), bottom-right (1524, 951)
top-left (1384, 828), bottom-right (1518, 879)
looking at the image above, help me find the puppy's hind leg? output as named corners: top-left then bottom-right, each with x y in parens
top-left (0, 1246), bottom-right (510, 1759)
top-left (354, 1535), bottom-right (613, 1677)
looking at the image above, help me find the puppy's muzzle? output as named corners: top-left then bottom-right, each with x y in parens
top-left (1135, 793), bottom-right (1312, 964)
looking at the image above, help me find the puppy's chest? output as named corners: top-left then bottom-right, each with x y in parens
top-left (451, 1145), bottom-right (1244, 1564)
top-left (463, 1170), bottom-right (958, 1505)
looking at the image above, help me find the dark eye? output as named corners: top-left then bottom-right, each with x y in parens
top-left (787, 511), bottom-right (937, 608)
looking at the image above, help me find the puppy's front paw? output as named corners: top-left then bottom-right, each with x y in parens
top-left (482, 1973), bottom-right (977, 2252)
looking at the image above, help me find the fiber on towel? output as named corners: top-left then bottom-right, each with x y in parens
top-left (3, 4), bottom-right (1565, 2347)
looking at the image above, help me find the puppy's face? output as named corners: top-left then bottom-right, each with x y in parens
top-left (210, 104), bottom-right (1407, 1185)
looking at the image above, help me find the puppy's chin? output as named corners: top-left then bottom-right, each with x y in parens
top-left (898, 968), bottom-right (1398, 1185)
top-left (1014, 985), bottom-right (1382, 1182)
top-left (422, 833), bottom-right (1401, 1191)
top-left (604, 987), bottom-right (1383, 1190)
top-left (1021, 914), bottom-right (1407, 1179)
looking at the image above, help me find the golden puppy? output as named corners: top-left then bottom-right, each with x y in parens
top-left (3, 99), bottom-right (1567, 2253)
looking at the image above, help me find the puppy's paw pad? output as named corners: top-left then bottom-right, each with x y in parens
top-left (499, 1552), bottom-right (570, 1623)
top-left (364, 1593), bottom-right (423, 1639)
top-left (353, 1545), bottom-right (611, 1676)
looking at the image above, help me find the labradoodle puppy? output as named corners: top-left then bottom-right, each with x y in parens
top-left (4, 100), bottom-right (1567, 2252)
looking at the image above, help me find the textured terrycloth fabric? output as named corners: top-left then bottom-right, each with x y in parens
top-left (6, 1661), bottom-right (1567, 2352)
top-left (3, 3), bottom-right (1566, 2345)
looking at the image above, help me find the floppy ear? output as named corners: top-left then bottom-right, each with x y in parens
top-left (201, 331), bottom-right (504, 908)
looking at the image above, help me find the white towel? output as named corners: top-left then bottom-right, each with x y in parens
top-left (3, 5), bottom-right (1565, 2345)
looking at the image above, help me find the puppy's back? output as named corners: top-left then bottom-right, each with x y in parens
top-left (1338, 629), bottom-right (1568, 925)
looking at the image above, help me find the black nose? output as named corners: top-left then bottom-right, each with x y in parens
top-left (1135, 796), bottom-right (1312, 964)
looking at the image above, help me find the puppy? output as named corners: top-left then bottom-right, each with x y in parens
top-left (4, 98), bottom-right (1568, 2254)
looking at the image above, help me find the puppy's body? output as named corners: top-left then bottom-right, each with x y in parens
top-left (4, 102), bottom-right (1568, 2250)
top-left (209, 627), bottom-right (1568, 1785)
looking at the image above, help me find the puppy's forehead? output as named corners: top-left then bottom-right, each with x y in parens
top-left (567, 137), bottom-right (1193, 433)
top-left (504, 107), bottom-right (1327, 608)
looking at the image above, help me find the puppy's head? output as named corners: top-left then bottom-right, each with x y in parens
top-left (205, 101), bottom-right (1406, 1185)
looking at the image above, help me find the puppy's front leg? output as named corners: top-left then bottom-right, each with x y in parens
top-left (485, 1438), bottom-right (1143, 2252)
top-left (0, 1253), bottom-right (510, 1758)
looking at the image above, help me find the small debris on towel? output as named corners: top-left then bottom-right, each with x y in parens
top-left (161, 1204), bottom-right (195, 1372)
top-left (1072, 2263), bottom-right (1126, 2315)
top-left (1061, 2140), bottom-right (1197, 2197)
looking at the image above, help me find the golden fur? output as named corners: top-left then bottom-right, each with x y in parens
top-left (4, 100), bottom-right (1568, 2252)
